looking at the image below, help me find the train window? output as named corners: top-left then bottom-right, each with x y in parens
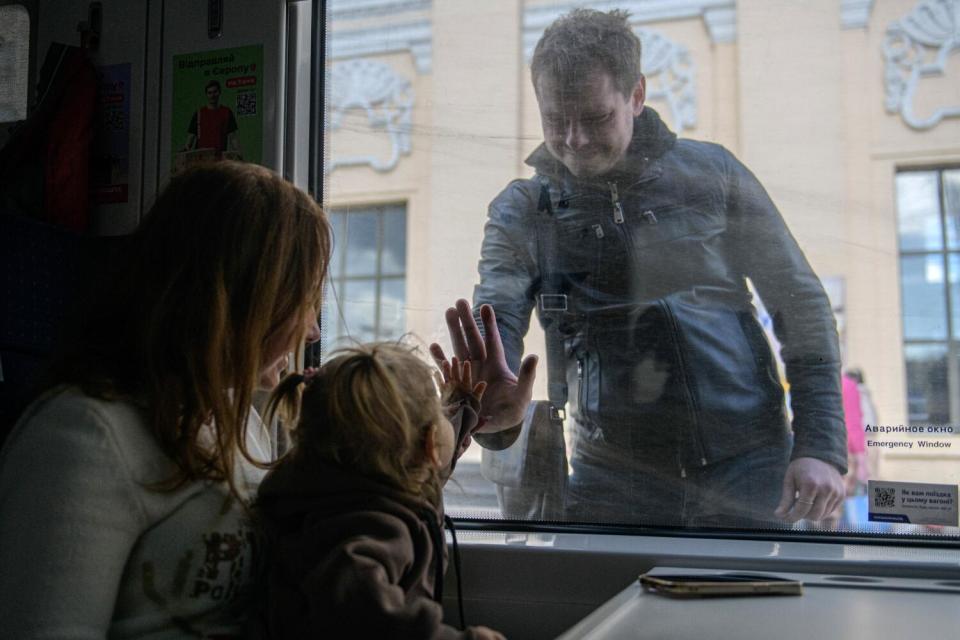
top-left (0, 4), bottom-right (30, 123)
top-left (321, 1), bottom-right (960, 542)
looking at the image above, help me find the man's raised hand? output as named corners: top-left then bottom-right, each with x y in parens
top-left (430, 299), bottom-right (538, 432)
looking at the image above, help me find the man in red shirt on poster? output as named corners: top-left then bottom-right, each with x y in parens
top-left (182, 80), bottom-right (241, 158)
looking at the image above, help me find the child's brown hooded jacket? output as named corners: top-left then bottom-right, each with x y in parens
top-left (250, 395), bottom-right (482, 639)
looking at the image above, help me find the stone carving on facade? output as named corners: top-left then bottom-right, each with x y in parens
top-left (882, 0), bottom-right (960, 130)
top-left (330, 21), bottom-right (432, 74)
top-left (327, 59), bottom-right (413, 174)
top-left (841, 0), bottom-right (875, 29)
top-left (330, 0), bottom-right (430, 21)
top-left (524, 1), bottom-right (736, 46)
top-left (329, 0), bottom-right (432, 73)
top-left (636, 27), bottom-right (697, 134)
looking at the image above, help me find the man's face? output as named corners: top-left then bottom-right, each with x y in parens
top-left (536, 70), bottom-right (645, 178)
top-left (206, 85), bottom-right (221, 107)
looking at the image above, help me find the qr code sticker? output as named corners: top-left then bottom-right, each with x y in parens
top-left (236, 91), bottom-right (257, 117)
top-left (873, 487), bottom-right (896, 508)
top-left (101, 109), bottom-right (125, 132)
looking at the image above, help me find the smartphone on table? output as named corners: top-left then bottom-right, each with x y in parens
top-left (639, 572), bottom-right (803, 598)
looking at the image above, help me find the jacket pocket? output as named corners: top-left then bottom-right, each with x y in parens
top-left (552, 215), bottom-right (606, 292)
top-left (738, 311), bottom-right (784, 393)
top-left (568, 347), bottom-right (603, 441)
top-left (627, 202), bottom-right (724, 249)
top-left (665, 297), bottom-right (787, 461)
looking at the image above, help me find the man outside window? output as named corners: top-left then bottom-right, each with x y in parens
top-left (182, 80), bottom-right (241, 158)
top-left (435, 8), bottom-right (846, 527)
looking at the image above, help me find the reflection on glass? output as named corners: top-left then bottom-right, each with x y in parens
top-left (345, 212), bottom-right (378, 276)
top-left (378, 278), bottom-right (406, 340)
top-left (321, 283), bottom-right (342, 354)
top-left (462, 8), bottom-right (848, 532)
top-left (325, 205), bottom-right (408, 349)
top-left (381, 207), bottom-right (407, 275)
top-left (900, 255), bottom-right (947, 340)
top-left (896, 172), bottom-right (942, 252)
top-left (905, 344), bottom-right (949, 425)
top-left (946, 170), bottom-right (960, 249)
top-left (324, 3), bottom-right (959, 540)
top-left (951, 254), bottom-right (960, 341)
top-left (328, 212), bottom-right (344, 279)
top-left (341, 279), bottom-right (377, 344)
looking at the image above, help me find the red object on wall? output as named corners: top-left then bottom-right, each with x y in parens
top-left (0, 44), bottom-right (97, 233)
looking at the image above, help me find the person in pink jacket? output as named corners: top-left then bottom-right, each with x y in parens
top-left (829, 371), bottom-right (870, 528)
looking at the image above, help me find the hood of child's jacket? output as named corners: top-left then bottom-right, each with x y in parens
top-left (250, 454), bottom-right (460, 638)
top-left (256, 458), bottom-right (441, 528)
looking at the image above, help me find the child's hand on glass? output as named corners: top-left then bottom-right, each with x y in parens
top-left (436, 356), bottom-right (487, 463)
top-left (438, 356), bottom-right (487, 402)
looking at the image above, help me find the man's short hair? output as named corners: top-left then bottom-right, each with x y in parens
top-left (531, 8), bottom-right (642, 98)
top-left (205, 80), bottom-right (221, 92)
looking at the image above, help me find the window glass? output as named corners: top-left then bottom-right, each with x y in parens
top-left (0, 5), bottom-right (30, 123)
top-left (379, 278), bottom-right (406, 339)
top-left (945, 170), bottom-right (960, 249)
top-left (951, 254), bottom-right (960, 341)
top-left (904, 344), bottom-right (949, 425)
top-left (900, 255), bottom-right (947, 340)
top-left (323, 2), bottom-right (960, 541)
top-left (896, 172), bottom-right (941, 252)
top-left (898, 169), bottom-right (960, 438)
top-left (341, 278), bottom-right (377, 343)
top-left (324, 204), bottom-right (408, 349)
top-left (327, 211), bottom-right (344, 279)
top-left (344, 212), bottom-right (378, 277)
top-left (381, 207), bottom-right (407, 275)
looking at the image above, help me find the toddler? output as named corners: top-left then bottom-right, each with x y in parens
top-left (251, 342), bottom-right (505, 639)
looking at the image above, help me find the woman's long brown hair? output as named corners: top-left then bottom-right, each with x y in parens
top-left (46, 161), bottom-right (331, 499)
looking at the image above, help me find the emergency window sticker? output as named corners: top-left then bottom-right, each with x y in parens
top-left (868, 480), bottom-right (958, 527)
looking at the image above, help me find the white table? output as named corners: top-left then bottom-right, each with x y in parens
top-left (557, 566), bottom-right (960, 639)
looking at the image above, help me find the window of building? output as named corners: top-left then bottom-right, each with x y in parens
top-left (0, 4), bottom-right (30, 122)
top-left (322, 203), bottom-right (407, 352)
top-left (897, 169), bottom-right (960, 426)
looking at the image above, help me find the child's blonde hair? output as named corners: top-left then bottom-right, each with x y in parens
top-left (266, 341), bottom-right (446, 504)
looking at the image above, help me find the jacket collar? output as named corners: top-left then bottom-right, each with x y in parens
top-left (525, 106), bottom-right (677, 184)
top-left (256, 457), bottom-right (443, 525)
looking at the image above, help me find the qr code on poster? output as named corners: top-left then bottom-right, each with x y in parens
top-left (873, 487), bottom-right (896, 508)
top-left (101, 109), bottom-right (125, 132)
top-left (236, 91), bottom-right (257, 117)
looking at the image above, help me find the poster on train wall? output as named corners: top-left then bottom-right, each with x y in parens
top-left (91, 63), bottom-right (131, 204)
top-left (171, 45), bottom-right (263, 173)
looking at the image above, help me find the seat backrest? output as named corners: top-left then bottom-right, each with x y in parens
top-left (0, 213), bottom-right (122, 445)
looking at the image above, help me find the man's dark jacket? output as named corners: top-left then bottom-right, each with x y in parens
top-left (473, 107), bottom-right (846, 473)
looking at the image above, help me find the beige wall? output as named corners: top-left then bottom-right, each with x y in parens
top-left (327, 1), bottom-right (960, 482)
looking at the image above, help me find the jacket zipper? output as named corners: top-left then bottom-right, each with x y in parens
top-left (608, 181), bottom-right (625, 224)
top-left (658, 300), bottom-right (709, 472)
top-left (547, 172), bottom-right (652, 217)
